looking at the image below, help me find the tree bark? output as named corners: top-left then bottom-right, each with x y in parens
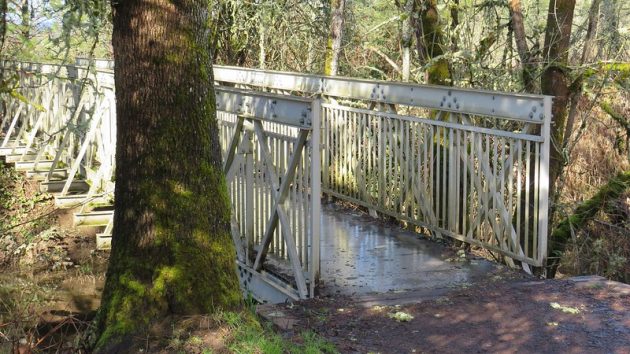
top-left (0, 0), bottom-right (7, 56)
top-left (400, 0), bottom-right (414, 82)
top-left (508, 0), bottom-right (536, 92)
top-left (324, 0), bottom-right (346, 76)
top-left (540, 0), bottom-right (576, 276)
top-left (414, 0), bottom-right (451, 86)
top-left (94, 0), bottom-right (242, 350)
top-left (20, 0), bottom-right (29, 40)
top-left (541, 0), bottom-right (576, 195)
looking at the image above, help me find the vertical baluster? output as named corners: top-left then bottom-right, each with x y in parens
top-left (533, 141), bottom-right (540, 261)
top-left (525, 140), bottom-right (531, 258)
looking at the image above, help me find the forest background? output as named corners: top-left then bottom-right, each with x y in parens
top-left (1, 0), bottom-right (629, 281)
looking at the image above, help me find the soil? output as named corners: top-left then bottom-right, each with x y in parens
top-left (0, 163), bottom-right (109, 353)
top-left (259, 274), bottom-right (630, 353)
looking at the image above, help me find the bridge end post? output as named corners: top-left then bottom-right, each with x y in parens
top-left (310, 98), bottom-right (322, 298)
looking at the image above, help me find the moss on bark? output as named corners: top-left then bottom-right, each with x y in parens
top-left (93, 1), bottom-right (241, 351)
top-left (416, 0), bottom-right (452, 86)
top-left (548, 171), bottom-right (630, 277)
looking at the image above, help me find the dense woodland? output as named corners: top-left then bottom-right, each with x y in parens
top-left (0, 0), bottom-right (629, 352)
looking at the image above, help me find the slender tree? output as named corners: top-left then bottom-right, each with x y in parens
top-left (399, 0), bottom-right (414, 82)
top-left (324, 0), bottom-right (346, 76)
top-left (94, 0), bottom-right (241, 350)
top-left (20, 0), bottom-right (29, 40)
top-left (0, 0), bottom-right (7, 52)
top-left (508, 0), bottom-right (536, 92)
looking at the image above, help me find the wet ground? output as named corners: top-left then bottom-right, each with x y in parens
top-left (319, 202), bottom-right (496, 297)
top-left (259, 203), bottom-right (630, 353)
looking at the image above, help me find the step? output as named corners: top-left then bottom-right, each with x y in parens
top-left (14, 160), bottom-right (55, 171)
top-left (0, 139), bottom-right (24, 147)
top-left (0, 146), bottom-right (36, 156)
top-left (96, 233), bottom-right (112, 250)
top-left (4, 153), bottom-right (38, 163)
top-left (74, 210), bottom-right (114, 227)
top-left (26, 169), bottom-right (68, 180)
top-left (54, 194), bottom-right (110, 208)
top-left (40, 180), bottom-right (90, 193)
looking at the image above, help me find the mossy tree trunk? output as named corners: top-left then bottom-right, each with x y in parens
top-left (324, 0), bottom-right (346, 76)
top-left (541, 0), bottom-right (575, 193)
top-left (399, 0), bottom-right (414, 82)
top-left (93, 0), bottom-right (242, 351)
top-left (414, 0), bottom-right (451, 86)
top-left (541, 0), bottom-right (576, 275)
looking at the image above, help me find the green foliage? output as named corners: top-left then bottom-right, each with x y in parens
top-left (0, 0), bottom-right (111, 63)
top-left (552, 171), bottom-right (630, 279)
top-left (223, 312), bottom-right (337, 354)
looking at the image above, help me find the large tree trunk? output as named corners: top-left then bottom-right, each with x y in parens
top-left (94, 0), bottom-right (241, 350)
top-left (414, 0), bottom-right (451, 86)
top-left (541, 0), bottom-right (576, 276)
top-left (541, 0), bottom-right (576, 197)
top-left (324, 0), bottom-right (346, 76)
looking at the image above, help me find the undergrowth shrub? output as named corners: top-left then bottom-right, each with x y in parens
top-left (560, 191), bottom-right (630, 282)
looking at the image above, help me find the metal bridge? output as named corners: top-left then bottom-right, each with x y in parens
top-left (0, 59), bottom-right (552, 303)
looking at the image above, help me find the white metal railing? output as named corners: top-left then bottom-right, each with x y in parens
top-left (1, 58), bottom-right (551, 276)
top-left (216, 88), bottom-right (321, 301)
top-left (0, 60), bottom-right (322, 302)
top-left (213, 65), bottom-right (551, 270)
top-left (0, 61), bottom-right (117, 204)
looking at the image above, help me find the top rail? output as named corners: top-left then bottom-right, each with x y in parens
top-left (216, 86), bottom-right (314, 128)
top-left (5, 59), bottom-right (550, 123)
top-left (212, 66), bottom-right (551, 123)
top-left (1, 61), bottom-right (115, 88)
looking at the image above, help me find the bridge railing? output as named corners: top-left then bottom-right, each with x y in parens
top-left (0, 61), bottom-right (117, 202)
top-left (1, 59), bottom-right (552, 272)
top-left (213, 65), bottom-right (552, 270)
top-left (0, 60), bottom-right (322, 302)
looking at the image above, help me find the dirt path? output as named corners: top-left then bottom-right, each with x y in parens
top-left (259, 275), bottom-right (630, 353)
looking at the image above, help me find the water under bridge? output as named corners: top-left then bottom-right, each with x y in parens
top-left (0, 59), bottom-right (552, 303)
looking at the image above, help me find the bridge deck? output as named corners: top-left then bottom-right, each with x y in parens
top-left (319, 202), bottom-right (496, 296)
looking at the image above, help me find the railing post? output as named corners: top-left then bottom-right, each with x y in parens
top-left (538, 96), bottom-right (552, 270)
top-left (244, 131), bottom-right (255, 266)
top-left (310, 98), bottom-right (321, 298)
